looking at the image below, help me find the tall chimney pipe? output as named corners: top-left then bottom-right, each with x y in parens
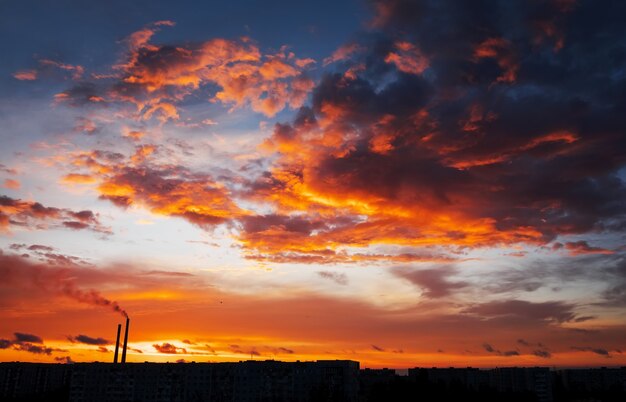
top-left (113, 324), bottom-right (121, 363)
top-left (121, 317), bottom-right (130, 363)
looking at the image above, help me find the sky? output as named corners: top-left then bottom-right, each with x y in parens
top-left (1, 0), bottom-right (626, 368)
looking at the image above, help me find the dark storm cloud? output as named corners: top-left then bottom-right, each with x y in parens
top-left (533, 349), bottom-right (552, 358)
top-left (571, 346), bottom-right (612, 357)
top-left (516, 338), bottom-right (552, 358)
top-left (14, 332), bottom-right (43, 344)
top-left (153, 343), bottom-right (187, 354)
top-left (465, 300), bottom-right (579, 323)
top-left (241, 214), bottom-right (327, 235)
top-left (254, 0), bottom-right (626, 264)
top-left (0, 195), bottom-right (111, 234)
top-left (0, 332), bottom-right (64, 356)
top-left (8, 243), bottom-right (90, 267)
top-left (482, 343), bottom-right (519, 357)
top-left (391, 265), bottom-right (468, 298)
top-left (27, 244), bottom-right (55, 252)
top-left (229, 345), bottom-right (260, 356)
top-left (67, 334), bottom-right (111, 345)
top-left (473, 252), bottom-right (626, 310)
top-left (264, 346), bottom-right (295, 355)
top-left (597, 254), bottom-right (626, 306)
top-left (54, 83), bottom-right (105, 106)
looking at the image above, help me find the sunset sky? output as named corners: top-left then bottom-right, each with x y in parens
top-left (1, 0), bottom-right (626, 368)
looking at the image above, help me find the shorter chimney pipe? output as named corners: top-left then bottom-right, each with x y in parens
top-left (113, 324), bottom-right (121, 363)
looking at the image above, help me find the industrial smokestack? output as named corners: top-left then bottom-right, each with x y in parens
top-left (113, 324), bottom-right (121, 363)
top-left (121, 317), bottom-right (129, 363)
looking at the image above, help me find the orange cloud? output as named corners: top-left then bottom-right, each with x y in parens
top-left (323, 43), bottom-right (362, 66)
top-left (3, 179), bottom-right (20, 190)
top-left (61, 174), bottom-right (97, 185)
top-left (563, 241), bottom-right (614, 256)
top-left (0, 195), bottom-right (110, 234)
top-left (259, 58), bottom-right (299, 79)
top-left (68, 148), bottom-right (246, 228)
top-left (122, 128), bottom-right (146, 141)
top-left (242, 67), bottom-right (602, 262)
top-left (13, 70), bottom-right (37, 81)
top-left (106, 25), bottom-right (316, 119)
top-left (385, 41), bottom-right (429, 75)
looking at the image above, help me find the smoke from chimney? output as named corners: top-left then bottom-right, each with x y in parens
top-left (0, 253), bottom-right (128, 318)
top-left (113, 324), bottom-right (121, 363)
top-left (61, 283), bottom-right (127, 318)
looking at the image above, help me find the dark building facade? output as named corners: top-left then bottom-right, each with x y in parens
top-left (0, 362), bottom-right (72, 401)
top-left (68, 360), bottom-right (359, 402)
top-left (2, 362), bottom-right (626, 402)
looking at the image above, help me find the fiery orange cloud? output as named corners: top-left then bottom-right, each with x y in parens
top-left (240, 64), bottom-right (605, 263)
top-left (35, 11), bottom-right (621, 269)
top-left (259, 58), bottom-right (299, 79)
top-left (59, 139), bottom-right (492, 263)
top-left (238, 164), bottom-right (547, 261)
top-left (385, 41), bottom-right (429, 75)
top-left (105, 25), bottom-right (316, 119)
top-left (67, 148), bottom-right (246, 228)
top-left (129, 144), bottom-right (157, 164)
top-left (122, 128), bottom-right (146, 141)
